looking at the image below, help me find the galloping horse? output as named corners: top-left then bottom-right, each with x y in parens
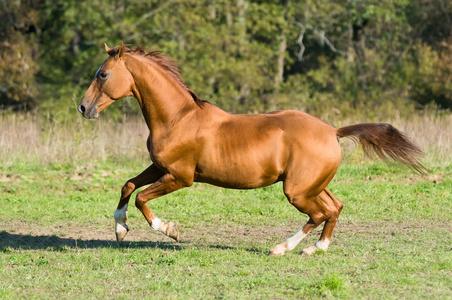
top-left (78, 42), bottom-right (425, 256)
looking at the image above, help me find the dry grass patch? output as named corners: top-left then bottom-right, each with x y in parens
top-left (1, 111), bottom-right (451, 168)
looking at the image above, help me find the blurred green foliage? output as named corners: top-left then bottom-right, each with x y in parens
top-left (0, 0), bottom-right (451, 119)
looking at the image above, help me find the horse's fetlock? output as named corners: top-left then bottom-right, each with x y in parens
top-left (150, 217), bottom-right (162, 231)
top-left (114, 204), bottom-right (128, 223)
top-left (166, 222), bottom-right (180, 242)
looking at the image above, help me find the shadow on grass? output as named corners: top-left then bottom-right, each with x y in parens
top-left (0, 231), bottom-right (177, 250)
top-left (0, 231), bottom-right (263, 253)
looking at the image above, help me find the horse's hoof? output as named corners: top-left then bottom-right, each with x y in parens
top-left (269, 244), bottom-right (287, 256)
top-left (302, 245), bottom-right (317, 256)
top-left (166, 222), bottom-right (180, 242)
top-left (115, 222), bottom-right (129, 243)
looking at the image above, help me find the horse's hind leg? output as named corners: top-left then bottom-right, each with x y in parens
top-left (269, 188), bottom-right (342, 256)
top-left (269, 190), bottom-right (327, 256)
top-left (269, 213), bottom-right (324, 256)
top-left (302, 188), bottom-right (343, 255)
top-left (115, 164), bottom-right (164, 243)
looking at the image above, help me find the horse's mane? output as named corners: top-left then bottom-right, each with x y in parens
top-left (107, 45), bottom-right (205, 108)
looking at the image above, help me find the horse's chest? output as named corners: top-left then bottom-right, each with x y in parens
top-left (148, 139), bottom-right (197, 171)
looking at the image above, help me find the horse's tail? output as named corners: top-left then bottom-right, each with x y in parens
top-left (336, 123), bottom-right (427, 174)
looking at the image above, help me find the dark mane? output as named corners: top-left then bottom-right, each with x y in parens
top-left (107, 45), bottom-right (205, 108)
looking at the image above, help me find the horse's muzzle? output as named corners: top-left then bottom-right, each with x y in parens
top-left (78, 103), bottom-right (99, 119)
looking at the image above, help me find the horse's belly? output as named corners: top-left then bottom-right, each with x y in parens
top-left (194, 159), bottom-right (282, 189)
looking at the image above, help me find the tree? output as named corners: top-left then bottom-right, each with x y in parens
top-left (0, 1), bottom-right (40, 110)
top-left (0, 0), bottom-right (450, 115)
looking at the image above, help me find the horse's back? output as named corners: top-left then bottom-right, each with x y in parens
top-left (193, 107), bottom-right (341, 189)
top-left (230, 110), bottom-right (339, 153)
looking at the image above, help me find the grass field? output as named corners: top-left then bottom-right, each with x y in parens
top-left (1, 160), bottom-right (451, 299)
top-left (0, 113), bottom-right (451, 299)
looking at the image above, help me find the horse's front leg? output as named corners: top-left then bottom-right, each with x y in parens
top-left (115, 164), bottom-right (165, 243)
top-left (135, 173), bottom-right (190, 242)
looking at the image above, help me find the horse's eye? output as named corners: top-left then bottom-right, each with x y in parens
top-left (99, 72), bottom-right (108, 79)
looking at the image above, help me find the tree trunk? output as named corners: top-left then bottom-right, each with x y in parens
top-left (275, 0), bottom-right (288, 87)
top-left (276, 32), bottom-right (286, 86)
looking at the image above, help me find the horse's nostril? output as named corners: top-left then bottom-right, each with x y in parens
top-left (79, 105), bottom-right (85, 114)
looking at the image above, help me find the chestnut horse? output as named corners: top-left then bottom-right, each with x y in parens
top-left (78, 42), bottom-right (425, 256)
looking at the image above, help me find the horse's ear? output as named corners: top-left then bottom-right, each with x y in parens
top-left (104, 43), bottom-right (111, 53)
top-left (115, 42), bottom-right (126, 60)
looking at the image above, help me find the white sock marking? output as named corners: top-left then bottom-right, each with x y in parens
top-left (114, 204), bottom-right (128, 224)
top-left (315, 239), bottom-right (330, 251)
top-left (151, 217), bottom-right (161, 231)
top-left (285, 228), bottom-right (308, 251)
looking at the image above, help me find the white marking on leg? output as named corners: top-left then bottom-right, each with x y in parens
top-left (114, 204), bottom-right (128, 224)
top-left (302, 245), bottom-right (317, 255)
top-left (149, 218), bottom-right (179, 241)
top-left (270, 228), bottom-right (308, 256)
top-left (151, 217), bottom-right (162, 231)
top-left (315, 239), bottom-right (330, 251)
top-left (302, 238), bottom-right (330, 255)
top-left (285, 228), bottom-right (308, 251)
top-left (114, 204), bottom-right (129, 242)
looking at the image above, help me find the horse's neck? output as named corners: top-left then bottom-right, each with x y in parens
top-left (127, 56), bottom-right (198, 133)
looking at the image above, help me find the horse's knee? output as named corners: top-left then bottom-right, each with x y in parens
top-left (122, 181), bottom-right (135, 196)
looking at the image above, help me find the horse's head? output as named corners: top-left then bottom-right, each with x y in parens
top-left (78, 42), bottom-right (134, 119)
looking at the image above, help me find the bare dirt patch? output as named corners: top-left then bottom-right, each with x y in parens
top-left (0, 219), bottom-right (299, 251)
top-left (2, 218), bottom-right (451, 252)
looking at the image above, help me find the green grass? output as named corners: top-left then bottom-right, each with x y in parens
top-left (1, 161), bottom-right (451, 299)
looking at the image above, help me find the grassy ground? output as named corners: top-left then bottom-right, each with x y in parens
top-left (1, 160), bottom-right (451, 299)
top-left (0, 112), bottom-right (451, 298)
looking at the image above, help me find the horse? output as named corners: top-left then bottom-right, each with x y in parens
top-left (78, 42), bottom-right (425, 256)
